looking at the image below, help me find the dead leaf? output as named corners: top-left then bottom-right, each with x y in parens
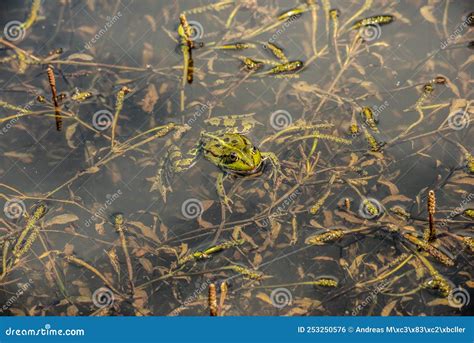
top-left (4, 151), bottom-right (33, 163)
top-left (67, 53), bottom-right (94, 61)
top-left (381, 299), bottom-right (397, 316)
top-left (140, 84), bottom-right (158, 113)
top-left (65, 122), bottom-right (78, 149)
top-left (128, 221), bottom-right (160, 243)
top-left (420, 6), bottom-right (437, 24)
top-left (45, 214), bottom-right (79, 226)
top-left (256, 292), bottom-right (273, 305)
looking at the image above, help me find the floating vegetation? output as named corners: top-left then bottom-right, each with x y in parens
top-left (178, 239), bottom-right (245, 265)
top-left (351, 15), bottom-right (394, 30)
top-left (46, 66), bottom-right (62, 131)
top-left (267, 61), bottom-right (303, 74)
top-left (403, 233), bottom-right (454, 267)
top-left (424, 190), bottom-right (437, 242)
top-left (305, 229), bottom-right (345, 245)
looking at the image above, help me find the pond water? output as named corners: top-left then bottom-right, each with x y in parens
top-left (0, 0), bottom-right (472, 316)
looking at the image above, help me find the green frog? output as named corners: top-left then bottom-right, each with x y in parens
top-left (153, 129), bottom-right (281, 211)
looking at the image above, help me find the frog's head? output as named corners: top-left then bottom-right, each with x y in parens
top-left (203, 133), bottom-right (263, 175)
top-left (223, 142), bottom-right (263, 174)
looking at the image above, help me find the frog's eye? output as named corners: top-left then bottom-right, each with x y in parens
top-left (252, 146), bottom-right (258, 154)
top-left (229, 152), bottom-right (238, 162)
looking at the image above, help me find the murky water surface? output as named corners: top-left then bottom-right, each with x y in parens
top-left (0, 0), bottom-right (472, 316)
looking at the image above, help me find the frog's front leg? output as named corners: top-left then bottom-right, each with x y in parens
top-left (216, 172), bottom-right (233, 212)
top-left (261, 152), bottom-right (283, 184)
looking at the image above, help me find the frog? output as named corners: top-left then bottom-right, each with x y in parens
top-left (153, 126), bottom-right (282, 211)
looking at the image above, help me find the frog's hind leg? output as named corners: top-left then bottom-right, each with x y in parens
top-left (168, 144), bottom-right (199, 173)
top-left (216, 172), bottom-right (233, 212)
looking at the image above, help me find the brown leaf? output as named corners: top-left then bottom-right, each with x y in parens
top-left (65, 123), bottom-right (78, 149)
top-left (144, 15), bottom-right (157, 32)
top-left (420, 6), bottom-right (437, 24)
top-left (67, 53), bottom-right (94, 61)
top-left (63, 243), bottom-right (74, 256)
top-left (45, 214), bottom-right (79, 226)
top-left (67, 305), bottom-right (79, 316)
top-left (140, 84), bottom-right (158, 113)
top-left (128, 221), bottom-right (160, 243)
top-left (139, 257), bottom-right (154, 273)
top-left (381, 299), bottom-right (397, 316)
top-left (256, 292), bottom-right (273, 305)
top-left (4, 151), bottom-right (33, 163)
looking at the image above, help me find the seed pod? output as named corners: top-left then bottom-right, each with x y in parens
top-left (209, 283), bottom-right (218, 316)
top-left (404, 233), bottom-right (454, 266)
top-left (463, 237), bottom-right (474, 253)
top-left (344, 198), bottom-right (351, 211)
top-left (312, 278), bottom-right (338, 287)
top-left (424, 190), bottom-right (436, 242)
top-left (305, 229), bottom-right (344, 245)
